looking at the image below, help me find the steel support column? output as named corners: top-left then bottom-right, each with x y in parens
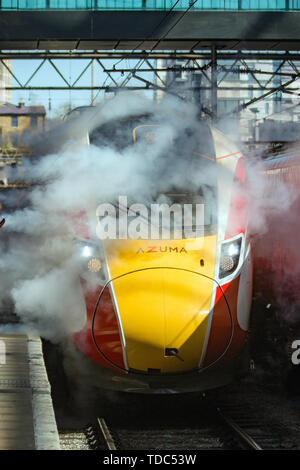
top-left (211, 46), bottom-right (218, 120)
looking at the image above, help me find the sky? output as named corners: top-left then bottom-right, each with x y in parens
top-left (11, 57), bottom-right (156, 119)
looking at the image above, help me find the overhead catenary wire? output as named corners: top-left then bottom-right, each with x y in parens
top-left (101, 0), bottom-right (201, 96)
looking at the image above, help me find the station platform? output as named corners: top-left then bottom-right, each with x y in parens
top-left (0, 334), bottom-right (60, 450)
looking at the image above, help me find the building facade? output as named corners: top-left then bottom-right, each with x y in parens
top-left (155, 58), bottom-right (300, 143)
top-left (0, 60), bottom-right (12, 104)
top-left (0, 101), bottom-right (46, 148)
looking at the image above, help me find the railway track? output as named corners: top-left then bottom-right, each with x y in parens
top-left (95, 418), bottom-right (117, 450)
top-left (86, 410), bottom-right (264, 451)
top-left (57, 380), bottom-right (298, 451)
top-left (58, 384), bottom-right (299, 451)
top-left (216, 408), bottom-right (262, 450)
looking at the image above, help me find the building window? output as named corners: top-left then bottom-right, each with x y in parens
top-left (11, 116), bottom-right (18, 127)
top-left (218, 99), bottom-right (240, 114)
top-left (30, 116), bottom-right (38, 128)
top-left (218, 61), bottom-right (240, 81)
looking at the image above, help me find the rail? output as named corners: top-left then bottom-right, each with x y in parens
top-left (91, 412), bottom-right (264, 450)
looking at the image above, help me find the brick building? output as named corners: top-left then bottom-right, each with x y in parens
top-left (0, 101), bottom-right (46, 148)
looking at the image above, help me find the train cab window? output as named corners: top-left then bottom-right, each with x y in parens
top-left (89, 114), bottom-right (216, 161)
top-left (118, 183), bottom-right (217, 240)
top-left (153, 185), bottom-right (217, 239)
top-left (89, 114), bottom-right (149, 151)
top-left (93, 114), bottom-right (218, 239)
top-left (160, 187), bottom-right (216, 230)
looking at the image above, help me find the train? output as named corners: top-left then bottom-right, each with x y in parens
top-left (64, 107), bottom-right (253, 394)
top-left (253, 148), bottom-right (300, 315)
top-left (249, 148), bottom-right (300, 393)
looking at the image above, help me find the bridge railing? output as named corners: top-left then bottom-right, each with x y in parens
top-left (0, 0), bottom-right (299, 10)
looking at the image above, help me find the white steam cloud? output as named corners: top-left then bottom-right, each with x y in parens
top-left (0, 93), bottom-right (209, 341)
top-left (0, 92), bottom-right (298, 344)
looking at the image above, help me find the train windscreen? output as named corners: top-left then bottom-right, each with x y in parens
top-left (92, 115), bottom-right (217, 239)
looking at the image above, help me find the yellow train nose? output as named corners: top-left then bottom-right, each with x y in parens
top-left (107, 268), bottom-right (214, 373)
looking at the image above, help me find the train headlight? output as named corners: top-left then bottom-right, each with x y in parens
top-left (219, 237), bottom-right (242, 279)
top-left (82, 245), bottom-right (93, 258)
top-left (77, 241), bottom-right (103, 275)
top-left (87, 257), bottom-right (102, 273)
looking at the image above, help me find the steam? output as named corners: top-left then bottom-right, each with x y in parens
top-left (247, 149), bottom-right (300, 325)
top-left (0, 93), bottom-right (211, 341)
top-left (246, 157), bottom-right (296, 236)
top-left (0, 91), bottom-right (298, 345)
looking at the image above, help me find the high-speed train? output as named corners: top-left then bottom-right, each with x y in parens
top-left (68, 109), bottom-right (253, 394)
top-left (253, 149), bottom-right (300, 310)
